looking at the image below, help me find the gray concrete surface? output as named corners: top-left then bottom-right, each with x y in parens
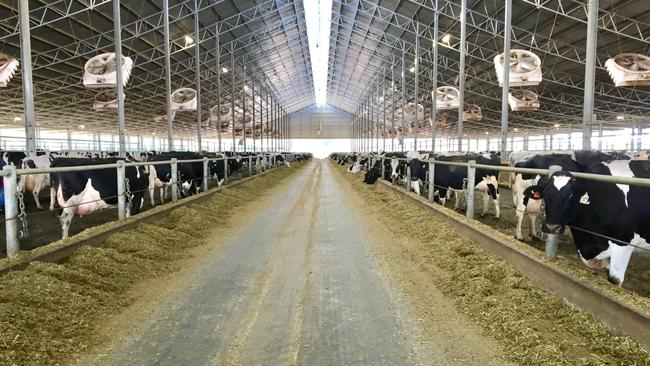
top-left (89, 161), bottom-right (485, 365)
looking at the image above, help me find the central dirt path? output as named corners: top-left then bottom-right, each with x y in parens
top-left (85, 160), bottom-right (508, 365)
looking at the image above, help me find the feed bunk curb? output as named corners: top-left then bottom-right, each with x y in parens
top-left (0, 168), bottom-right (279, 275)
top-left (375, 178), bottom-right (650, 351)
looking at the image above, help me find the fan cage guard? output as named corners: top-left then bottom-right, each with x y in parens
top-left (463, 104), bottom-right (483, 122)
top-left (494, 49), bottom-right (543, 87)
top-left (93, 90), bottom-right (119, 111)
top-left (171, 88), bottom-right (198, 111)
top-left (154, 107), bottom-right (176, 123)
top-left (402, 102), bottom-right (425, 121)
top-left (435, 86), bottom-right (460, 110)
top-left (508, 90), bottom-right (540, 111)
top-left (210, 105), bottom-right (233, 123)
top-left (605, 53), bottom-right (650, 87)
top-left (0, 54), bottom-right (19, 87)
top-left (83, 53), bottom-right (133, 88)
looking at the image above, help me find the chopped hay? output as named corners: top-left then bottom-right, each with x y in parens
top-left (0, 162), bottom-right (304, 366)
top-left (333, 161), bottom-right (650, 366)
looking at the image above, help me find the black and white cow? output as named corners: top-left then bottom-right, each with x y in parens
top-left (511, 150), bottom-right (628, 240)
top-left (349, 155), bottom-right (368, 173)
top-left (273, 153), bottom-right (291, 167)
top-left (50, 158), bottom-right (149, 239)
top-left (511, 153), bottom-right (579, 240)
top-left (206, 152), bottom-right (241, 185)
top-left (434, 153), bottom-right (501, 218)
top-left (363, 159), bottom-right (382, 184)
top-left (15, 154), bottom-right (53, 210)
top-left (406, 152), bottom-right (430, 195)
top-left (383, 152), bottom-right (407, 183)
top-left (537, 159), bottom-right (650, 286)
top-left (145, 152), bottom-right (210, 205)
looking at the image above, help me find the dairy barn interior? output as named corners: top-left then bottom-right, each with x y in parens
top-left (1, 0), bottom-right (650, 364)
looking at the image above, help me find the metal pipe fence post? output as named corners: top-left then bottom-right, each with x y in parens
top-left (465, 160), bottom-right (476, 219)
top-left (545, 164), bottom-right (562, 259)
top-left (380, 158), bottom-right (385, 180)
top-left (405, 162), bottom-right (410, 190)
top-left (4, 165), bottom-right (19, 256)
top-left (223, 158), bottom-right (229, 184)
top-left (202, 157), bottom-right (209, 192)
top-left (428, 160), bottom-right (435, 202)
top-left (171, 158), bottom-right (178, 201)
top-left (116, 160), bottom-right (126, 220)
top-left (248, 156), bottom-right (252, 176)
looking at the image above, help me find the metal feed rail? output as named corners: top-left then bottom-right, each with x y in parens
top-left (2, 152), bottom-right (296, 257)
top-left (369, 154), bottom-right (650, 258)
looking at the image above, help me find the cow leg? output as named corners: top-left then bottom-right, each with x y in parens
top-left (32, 185), bottom-right (43, 210)
top-left (59, 206), bottom-right (75, 239)
top-left (528, 213), bottom-right (537, 238)
top-left (493, 196), bottom-right (500, 219)
top-left (608, 242), bottom-right (635, 286)
top-left (453, 191), bottom-right (461, 210)
top-left (49, 187), bottom-right (56, 210)
top-left (480, 193), bottom-right (489, 217)
top-left (149, 187), bottom-right (156, 207)
top-left (515, 203), bottom-right (526, 240)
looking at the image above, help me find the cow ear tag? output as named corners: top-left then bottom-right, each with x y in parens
top-left (579, 192), bottom-right (590, 205)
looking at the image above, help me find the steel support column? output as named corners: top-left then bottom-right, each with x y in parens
top-left (266, 94), bottom-right (270, 151)
top-left (112, 0), bottom-right (127, 157)
top-left (598, 123), bottom-right (603, 150)
top-left (252, 76), bottom-right (256, 152)
top-left (215, 24), bottom-right (222, 152)
top-left (194, 0), bottom-right (202, 152)
top-left (414, 21), bottom-right (419, 150)
top-left (582, 0), bottom-right (598, 151)
top-left (391, 64), bottom-right (395, 151)
top-left (163, 0), bottom-right (174, 151)
top-left (242, 73), bottom-right (247, 152)
top-left (431, 1), bottom-right (439, 153)
top-left (382, 74), bottom-right (386, 151)
top-left (231, 46), bottom-right (236, 152)
top-left (457, 0), bottom-right (467, 152)
top-left (18, 0), bottom-right (36, 156)
top-left (401, 45), bottom-right (406, 152)
top-left (500, 0), bottom-right (512, 158)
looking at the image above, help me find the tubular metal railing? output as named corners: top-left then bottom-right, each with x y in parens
top-left (2, 152), bottom-right (298, 257)
top-left (361, 153), bottom-right (650, 259)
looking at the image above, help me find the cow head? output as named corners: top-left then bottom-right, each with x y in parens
top-left (539, 171), bottom-right (582, 234)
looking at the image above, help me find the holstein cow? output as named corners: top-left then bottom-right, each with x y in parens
top-left (511, 150), bottom-right (628, 240)
top-left (406, 151), bottom-right (430, 195)
top-left (145, 152), bottom-right (208, 205)
top-left (50, 158), bottom-right (149, 239)
top-left (273, 154), bottom-right (291, 167)
top-left (434, 153), bottom-right (501, 218)
top-left (363, 159), bottom-right (382, 184)
top-left (206, 152), bottom-right (241, 185)
top-left (512, 153), bottom-right (579, 240)
top-left (18, 154), bottom-right (52, 210)
top-left (537, 159), bottom-right (650, 286)
top-left (384, 152), bottom-right (407, 183)
top-left (348, 155), bottom-right (367, 173)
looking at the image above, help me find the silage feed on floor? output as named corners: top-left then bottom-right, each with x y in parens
top-left (333, 162), bottom-right (650, 366)
top-left (0, 163), bottom-right (304, 366)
